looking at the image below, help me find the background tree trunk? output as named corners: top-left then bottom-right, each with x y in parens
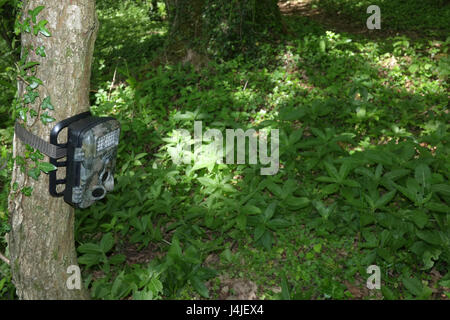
top-left (166, 0), bottom-right (282, 62)
top-left (8, 0), bottom-right (98, 300)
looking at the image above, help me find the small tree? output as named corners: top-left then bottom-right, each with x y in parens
top-left (8, 0), bottom-right (98, 299)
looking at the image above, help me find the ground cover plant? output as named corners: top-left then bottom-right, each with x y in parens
top-left (0, 0), bottom-right (449, 300)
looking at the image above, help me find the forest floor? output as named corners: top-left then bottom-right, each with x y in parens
top-left (78, 0), bottom-right (450, 300)
top-left (1, 0), bottom-right (448, 300)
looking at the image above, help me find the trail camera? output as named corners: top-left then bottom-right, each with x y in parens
top-left (15, 112), bottom-right (121, 209)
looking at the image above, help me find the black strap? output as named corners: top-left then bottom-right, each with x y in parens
top-left (14, 122), bottom-right (67, 159)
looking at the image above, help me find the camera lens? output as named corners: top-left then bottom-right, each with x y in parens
top-left (92, 187), bottom-right (105, 199)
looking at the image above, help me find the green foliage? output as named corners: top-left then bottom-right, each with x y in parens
top-left (1, 0), bottom-right (449, 300)
top-left (79, 7), bottom-right (449, 297)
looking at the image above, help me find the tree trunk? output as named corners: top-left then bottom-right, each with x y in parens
top-left (8, 0), bottom-right (98, 300)
top-left (165, 0), bottom-right (282, 61)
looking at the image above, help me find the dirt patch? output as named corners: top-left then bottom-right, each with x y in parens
top-left (122, 242), bottom-right (163, 265)
top-left (208, 276), bottom-right (259, 300)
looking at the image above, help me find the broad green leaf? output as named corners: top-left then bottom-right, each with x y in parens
top-left (190, 276), bottom-right (209, 298)
top-left (354, 167), bottom-right (375, 180)
top-left (323, 161), bottom-right (339, 180)
top-left (78, 253), bottom-right (102, 267)
top-left (38, 162), bottom-right (56, 173)
top-left (260, 230), bottom-right (273, 250)
top-left (402, 276), bottom-right (431, 298)
top-left (289, 129), bottom-right (303, 145)
top-left (40, 112), bottom-right (55, 124)
top-left (415, 164), bottom-right (431, 189)
top-left (395, 183), bottom-right (417, 203)
top-left (315, 176), bottom-right (337, 183)
top-left (168, 237), bottom-right (182, 258)
top-left (374, 163), bottom-right (383, 180)
top-left (281, 275), bottom-right (290, 300)
top-left (338, 162), bottom-right (352, 180)
top-left (41, 96), bottom-right (54, 110)
top-left (266, 218), bottom-right (291, 229)
top-left (375, 190), bottom-right (396, 208)
top-left (100, 233), bottom-right (115, 253)
top-left (197, 177), bottom-right (216, 188)
top-left (109, 254), bottom-right (126, 265)
top-left (27, 166), bottom-right (40, 180)
top-left (422, 249), bottom-right (441, 270)
top-left (21, 61), bottom-right (40, 70)
top-left (408, 210), bottom-right (428, 229)
top-left (321, 183), bottom-right (339, 195)
top-left (425, 201), bottom-right (449, 213)
top-left (285, 196), bottom-right (310, 209)
top-left (319, 39), bottom-right (326, 53)
top-left (254, 224), bottom-right (265, 241)
top-left (29, 6), bottom-right (45, 23)
top-left (236, 213), bottom-right (247, 230)
top-left (111, 273), bottom-right (132, 299)
top-left (266, 181), bottom-right (283, 198)
top-left (416, 230), bottom-right (442, 246)
top-left (243, 205), bottom-right (261, 215)
top-left (263, 202), bottom-right (277, 222)
top-left (431, 184), bottom-right (450, 197)
top-left (342, 179), bottom-right (360, 187)
top-left (381, 286), bottom-right (396, 300)
top-left (78, 243), bottom-right (103, 254)
top-left (383, 169), bottom-right (410, 181)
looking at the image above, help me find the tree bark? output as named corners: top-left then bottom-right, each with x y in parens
top-left (166, 0), bottom-right (282, 61)
top-left (8, 0), bottom-right (98, 300)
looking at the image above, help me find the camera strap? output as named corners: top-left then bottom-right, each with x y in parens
top-left (14, 122), bottom-right (67, 159)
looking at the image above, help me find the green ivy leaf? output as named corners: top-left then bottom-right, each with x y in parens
top-left (21, 61), bottom-right (40, 70)
top-left (38, 162), bottom-right (57, 173)
top-left (19, 108), bottom-right (28, 121)
top-left (21, 18), bottom-right (32, 33)
top-left (27, 166), bottom-right (41, 180)
top-left (35, 45), bottom-right (46, 57)
top-left (23, 90), bottom-right (39, 104)
top-left (41, 97), bottom-right (54, 110)
top-left (40, 112), bottom-right (55, 124)
top-left (21, 186), bottom-right (33, 196)
top-left (33, 20), bottom-right (51, 37)
top-left (30, 150), bottom-right (44, 162)
top-left (28, 76), bottom-right (43, 89)
top-left (29, 6), bottom-right (45, 24)
top-left (29, 109), bottom-right (38, 117)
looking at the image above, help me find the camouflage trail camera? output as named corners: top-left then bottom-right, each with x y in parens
top-left (15, 112), bottom-right (121, 209)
